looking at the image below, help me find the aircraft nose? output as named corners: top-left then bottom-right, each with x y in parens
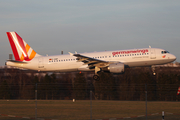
top-left (171, 54), bottom-right (176, 61)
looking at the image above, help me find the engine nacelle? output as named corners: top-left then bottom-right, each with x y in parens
top-left (108, 63), bottom-right (124, 73)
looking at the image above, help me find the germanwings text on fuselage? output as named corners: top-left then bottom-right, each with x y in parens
top-left (112, 49), bottom-right (148, 56)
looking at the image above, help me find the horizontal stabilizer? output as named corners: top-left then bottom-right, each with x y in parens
top-left (6, 59), bottom-right (28, 64)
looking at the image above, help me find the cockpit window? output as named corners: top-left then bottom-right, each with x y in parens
top-left (161, 51), bottom-right (169, 54)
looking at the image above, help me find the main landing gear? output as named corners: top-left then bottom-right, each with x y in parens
top-left (93, 66), bottom-right (101, 81)
top-left (93, 75), bottom-right (100, 81)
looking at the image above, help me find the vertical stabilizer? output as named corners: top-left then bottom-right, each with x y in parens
top-left (6, 32), bottom-right (40, 61)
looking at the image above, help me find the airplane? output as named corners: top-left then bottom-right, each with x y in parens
top-left (5, 32), bottom-right (176, 80)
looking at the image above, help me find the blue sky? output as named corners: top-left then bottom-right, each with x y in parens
top-left (0, 0), bottom-right (180, 66)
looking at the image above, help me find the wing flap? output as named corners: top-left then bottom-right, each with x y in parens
top-left (73, 53), bottom-right (109, 68)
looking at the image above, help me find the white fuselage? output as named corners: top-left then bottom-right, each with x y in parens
top-left (6, 48), bottom-right (176, 72)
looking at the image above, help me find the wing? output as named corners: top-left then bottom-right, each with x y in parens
top-left (72, 53), bottom-right (110, 69)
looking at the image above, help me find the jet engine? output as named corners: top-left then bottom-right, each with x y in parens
top-left (108, 63), bottom-right (124, 73)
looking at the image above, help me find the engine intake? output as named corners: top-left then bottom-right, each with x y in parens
top-left (108, 63), bottom-right (124, 73)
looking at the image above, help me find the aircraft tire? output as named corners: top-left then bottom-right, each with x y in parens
top-left (93, 75), bottom-right (100, 81)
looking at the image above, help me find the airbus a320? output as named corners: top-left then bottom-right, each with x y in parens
top-left (6, 32), bottom-right (176, 80)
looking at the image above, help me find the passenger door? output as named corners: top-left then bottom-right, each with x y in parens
top-left (38, 58), bottom-right (44, 68)
top-left (150, 49), bottom-right (156, 59)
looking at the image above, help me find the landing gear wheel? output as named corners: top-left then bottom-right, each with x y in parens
top-left (93, 75), bottom-right (100, 81)
top-left (151, 65), bottom-right (156, 76)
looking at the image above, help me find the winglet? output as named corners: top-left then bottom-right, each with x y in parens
top-left (68, 52), bottom-right (74, 56)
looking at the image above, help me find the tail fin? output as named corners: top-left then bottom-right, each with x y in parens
top-left (6, 32), bottom-right (40, 61)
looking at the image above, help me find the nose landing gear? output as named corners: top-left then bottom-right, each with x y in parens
top-left (151, 65), bottom-right (156, 75)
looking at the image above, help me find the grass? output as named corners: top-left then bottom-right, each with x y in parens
top-left (0, 100), bottom-right (180, 120)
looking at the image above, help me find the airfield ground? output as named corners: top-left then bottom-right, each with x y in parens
top-left (0, 100), bottom-right (180, 120)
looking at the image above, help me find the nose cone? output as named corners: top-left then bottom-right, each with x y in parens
top-left (170, 54), bottom-right (176, 62)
